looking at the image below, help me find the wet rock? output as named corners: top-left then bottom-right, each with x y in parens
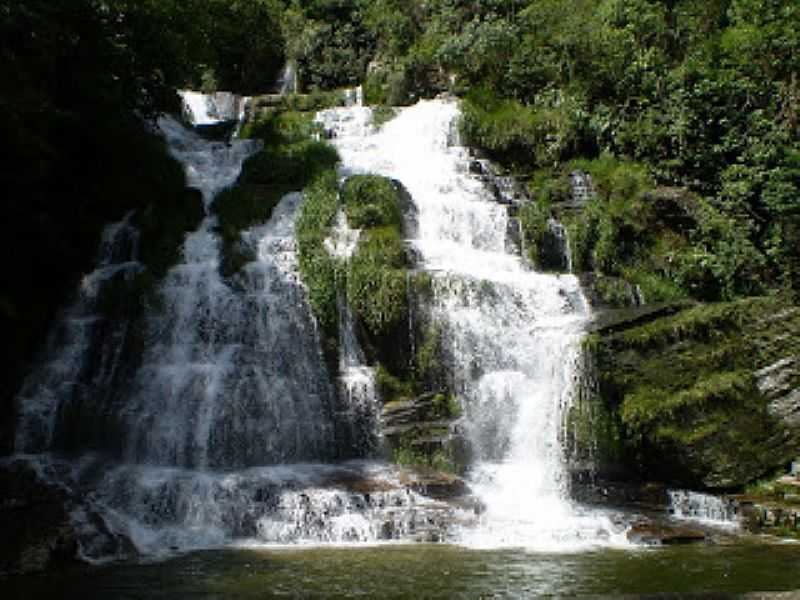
top-left (756, 356), bottom-right (800, 427)
top-left (399, 467), bottom-right (468, 500)
top-left (0, 460), bottom-right (78, 575)
top-left (381, 393), bottom-right (443, 431)
top-left (538, 219), bottom-right (570, 272)
top-left (581, 297), bottom-right (800, 490)
top-left (193, 120), bottom-right (238, 141)
top-left (586, 300), bottom-right (693, 334)
top-left (626, 521), bottom-right (706, 545)
top-left (572, 480), bottom-right (670, 512)
top-left (566, 170), bottom-right (595, 210)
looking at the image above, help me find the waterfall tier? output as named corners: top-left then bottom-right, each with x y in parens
top-left (318, 99), bottom-right (627, 550)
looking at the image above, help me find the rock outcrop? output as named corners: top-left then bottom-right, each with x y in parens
top-left (576, 297), bottom-right (800, 489)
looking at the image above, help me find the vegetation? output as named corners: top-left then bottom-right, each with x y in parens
top-left (343, 176), bottom-right (411, 374)
top-left (295, 171), bottom-right (341, 368)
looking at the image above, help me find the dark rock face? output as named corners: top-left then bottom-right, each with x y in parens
top-left (538, 220), bottom-right (570, 272)
top-left (0, 460), bottom-right (78, 575)
top-left (626, 521), bottom-right (706, 545)
top-left (381, 393), bottom-right (468, 473)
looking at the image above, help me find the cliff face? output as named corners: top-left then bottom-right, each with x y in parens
top-left (578, 297), bottom-right (800, 489)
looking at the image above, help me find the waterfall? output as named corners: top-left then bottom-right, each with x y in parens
top-left (317, 99), bottom-right (626, 550)
top-left (276, 62), bottom-right (298, 95)
top-left (180, 91), bottom-right (243, 126)
top-left (15, 213), bottom-right (142, 454)
top-left (325, 209), bottom-right (380, 456)
top-left (121, 119), bottom-right (339, 468)
top-left (14, 93), bottom-right (454, 557)
top-left (668, 490), bottom-right (739, 528)
top-left (13, 93), bottom-right (628, 560)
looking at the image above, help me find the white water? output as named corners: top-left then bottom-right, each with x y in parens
top-left (15, 212), bottom-right (142, 453)
top-left (324, 210), bottom-right (381, 456)
top-left (180, 91), bottom-right (243, 126)
top-left (12, 94), bottom-right (406, 558)
top-left (668, 490), bottom-right (739, 529)
top-left (13, 94), bottom-right (630, 559)
top-left (317, 99), bottom-right (627, 550)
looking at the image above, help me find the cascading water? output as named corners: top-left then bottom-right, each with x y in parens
top-left (15, 213), bottom-right (142, 454)
top-left (325, 211), bottom-right (381, 455)
top-left (122, 116), bottom-right (338, 468)
top-left (12, 92), bottom-right (629, 562)
top-left (317, 98), bottom-right (627, 550)
top-left (11, 93), bottom-right (462, 558)
top-left (668, 490), bottom-right (739, 528)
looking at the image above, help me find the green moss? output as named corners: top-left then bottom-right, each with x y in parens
top-left (341, 174), bottom-right (411, 375)
top-left (460, 87), bottom-right (589, 169)
top-left (280, 90), bottom-right (347, 112)
top-left (432, 393), bottom-right (461, 419)
top-left (617, 297), bottom-right (775, 351)
top-left (214, 132), bottom-right (339, 277)
top-left (342, 175), bottom-right (403, 230)
top-left (414, 325), bottom-right (446, 391)
top-left (392, 437), bottom-right (459, 475)
top-left (130, 153), bottom-right (201, 280)
top-left (621, 370), bottom-right (755, 431)
top-left (376, 364), bottom-right (414, 402)
top-left (590, 295), bottom-right (800, 488)
top-left (518, 200), bottom-right (551, 268)
top-left (241, 140), bottom-right (339, 189)
top-left (213, 184), bottom-right (284, 276)
top-left (240, 110), bottom-right (324, 146)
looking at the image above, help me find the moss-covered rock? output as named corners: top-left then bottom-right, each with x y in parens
top-left (214, 110), bottom-right (339, 277)
top-left (342, 175), bottom-right (403, 230)
top-left (583, 296), bottom-right (800, 489)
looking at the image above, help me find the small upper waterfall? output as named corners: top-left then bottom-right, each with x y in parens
top-left (317, 99), bottom-right (625, 550)
top-left (668, 490), bottom-right (739, 528)
top-left (180, 91), bottom-right (244, 126)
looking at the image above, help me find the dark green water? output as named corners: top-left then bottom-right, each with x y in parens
top-left (7, 543), bottom-right (800, 599)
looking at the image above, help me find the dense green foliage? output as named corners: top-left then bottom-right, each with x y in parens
top-left (343, 176), bottom-right (411, 374)
top-left (274, 0), bottom-right (799, 303)
top-left (342, 175), bottom-right (403, 230)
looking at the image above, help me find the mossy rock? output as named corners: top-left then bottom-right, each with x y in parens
top-left (342, 175), bottom-right (403, 230)
top-left (584, 296), bottom-right (800, 489)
